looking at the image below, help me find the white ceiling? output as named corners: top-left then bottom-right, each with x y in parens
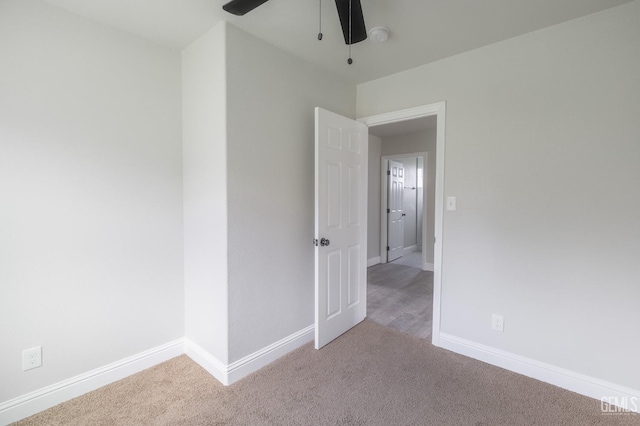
top-left (43, 0), bottom-right (633, 84)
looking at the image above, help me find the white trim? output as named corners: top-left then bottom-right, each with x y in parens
top-left (439, 333), bottom-right (640, 413)
top-left (432, 105), bottom-right (446, 346)
top-left (5, 330), bottom-right (636, 424)
top-left (2, 324), bottom-right (316, 424)
top-left (403, 245), bottom-right (418, 254)
top-left (380, 158), bottom-right (388, 263)
top-left (367, 256), bottom-right (381, 267)
top-left (359, 104), bottom-right (443, 127)
top-left (359, 101), bottom-right (446, 347)
top-left (227, 325), bottom-right (313, 384)
top-left (184, 338), bottom-right (228, 385)
top-left (423, 262), bottom-right (434, 271)
top-left (186, 325), bottom-right (314, 386)
top-left (0, 339), bottom-right (184, 425)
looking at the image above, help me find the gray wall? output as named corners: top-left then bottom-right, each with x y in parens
top-left (0, 0), bottom-right (184, 402)
top-left (367, 135), bottom-right (382, 260)
top-left (357, 1), bottom-right (640, 391)
top-left (225, 24), bottom-right (356, 362)
top-left (382, 131), bottom-right (432, 156)
top-left (182, 22), bottom-right (229, 364)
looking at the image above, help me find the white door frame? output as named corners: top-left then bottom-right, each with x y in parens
top-left (380, 152), bottom-right (428, 270)
top-left (358, 101), bottom-right (446, 347)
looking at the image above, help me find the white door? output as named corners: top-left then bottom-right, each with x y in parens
top-left (387, 160), bottom-right (404, 262)
top-left (314, 107), bottom-right (368, 349)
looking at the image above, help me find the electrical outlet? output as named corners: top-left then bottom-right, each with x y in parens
top-left (491, 314), bottom-right (504, 332)
top-left (23, 346), bottom-right (42, 371)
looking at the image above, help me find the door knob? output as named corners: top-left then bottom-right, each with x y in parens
top-left (320, 238), bottom-right (330, 246)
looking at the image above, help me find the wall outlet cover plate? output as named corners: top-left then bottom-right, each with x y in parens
top-left (23, 346), bottom-right (42, 371)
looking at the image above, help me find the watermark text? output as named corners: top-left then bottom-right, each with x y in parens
top-left (601, 397), bottom-right (638, 415)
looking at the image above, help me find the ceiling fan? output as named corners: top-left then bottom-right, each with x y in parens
top-left (222, 0), bottom-right (367, 63)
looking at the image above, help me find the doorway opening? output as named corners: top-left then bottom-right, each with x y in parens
top-left (358, 102), bottom-right (445, 346)
top-left (380, 152), bottom-right (429, 270)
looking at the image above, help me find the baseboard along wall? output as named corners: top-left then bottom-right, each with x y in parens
top-left (438, 333), bottom-right (640, 414)
top-left (3, 326), bottom-right (638, 424)
top-left (0, 339), bottom-right (185, 425)
top-left (367, 257), bottom-right (381, 267)
top-left (423, 262), bottom-right (434, 271)
top-left (183, 339), bottom-right (228, 385)
top-left (1, 326), bottom-right (315, 425)
top-left (403, 245), bottom-right (418, 254)
top-left (185, 325), bottom-right (314, 386)
top-left (226, 325), bottom-right (313, 384)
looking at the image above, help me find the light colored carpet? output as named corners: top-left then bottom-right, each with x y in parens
top-left (16, 321), bottom-right (637, 425)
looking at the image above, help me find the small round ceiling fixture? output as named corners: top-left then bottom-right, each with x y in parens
top-left (368, 26), bottom-right (389, 43)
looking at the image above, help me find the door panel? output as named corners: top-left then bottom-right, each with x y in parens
top-left (315, 107), bottom-right (368, 349)
top-left (326, 249), bottom-right (342, 319)
top-left (347, 245), bottom-right (360, 307)
top-left (387, 160), bottom-right (404, 262)
top-left (348, 166), bottom-right (361, 226)
top-left (327, 162), bottom-right (341, 229)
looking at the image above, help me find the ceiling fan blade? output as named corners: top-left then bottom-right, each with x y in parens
top-left (222, 0), bottom-right (269, 16)
top-left (335, 0), bottom-right (367, 45)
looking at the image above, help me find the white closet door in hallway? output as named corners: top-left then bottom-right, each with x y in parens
top-left (387, 160), bottom-right (404, 262)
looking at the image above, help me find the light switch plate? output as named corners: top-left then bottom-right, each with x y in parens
top-left (447, 196), bottom-right (457, 211)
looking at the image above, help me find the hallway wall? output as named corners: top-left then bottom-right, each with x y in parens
top-left (367, 135), bottom-right (382, 260)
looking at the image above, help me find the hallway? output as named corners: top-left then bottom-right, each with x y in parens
top-left (366, 259), bottom-right (433, 341)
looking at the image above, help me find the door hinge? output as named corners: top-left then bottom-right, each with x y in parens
top-left (387, 208), bottom-right (390, 214)
top-left (387, 246), bottom-right (390, 251)
top-left (387, 170), bottom-right (391, 176)
top-left (313, 238), bottom-right (319, 247)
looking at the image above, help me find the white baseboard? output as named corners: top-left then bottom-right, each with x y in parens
top-left (227, 325), bottom-right (313, 384)
top-left (184, 339), bottom-right (228, 385)
top-left (438, 333), bottom-right (640, 413)
top-left (367, 256), bottom-right (381, 267)
top-left (2, 326), bottom-right (316, 424)
top-left (186, 325), bottom-right (314, 386)
top-left (422, 262), bottom-right (434, 271)
top-left (0, 339), bottom-right (185, 425)
top-left (7, 330), bottom-right (636, 423)
top-left (403, 245), bottom-right (418, 254)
